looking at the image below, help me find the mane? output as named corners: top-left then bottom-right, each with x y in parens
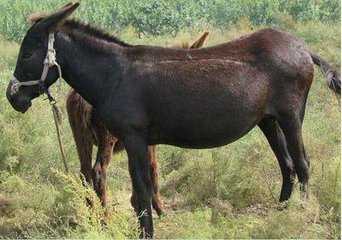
top-left (62, 19), bottom-right (132, 47)
top-left (28, 12), bottom-right (132, 48)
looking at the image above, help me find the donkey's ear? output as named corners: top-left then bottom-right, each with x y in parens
top-left (190, 32), bottom-right (209, 49)
top-left (35, 2), bottom-right (80, 32)
top-left (60, 2), bottom-right (75, 9)
top-left (27, 3), bottom-right (74, 25)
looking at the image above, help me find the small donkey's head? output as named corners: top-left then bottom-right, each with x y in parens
top-left (6, 2), bottom-right (79, 113)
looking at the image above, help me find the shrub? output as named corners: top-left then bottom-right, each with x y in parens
top-left (0, 0), bottom-right (340, 42)
top-left (0, 170), bottom-right (138, 239)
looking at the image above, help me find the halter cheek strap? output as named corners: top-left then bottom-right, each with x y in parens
top-left (10, 33), bottom-right (62, 101)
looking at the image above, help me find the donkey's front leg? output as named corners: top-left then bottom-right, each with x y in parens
top-left (124, 134), bottom-right (153, 238)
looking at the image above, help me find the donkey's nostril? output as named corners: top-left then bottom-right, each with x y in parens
top-left (6, 82), bottom-right (14, 102)
top-left (6, 82), bottom-right (32, 113)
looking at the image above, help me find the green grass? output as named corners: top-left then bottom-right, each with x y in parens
top-left (0, 0), bottom-right (340, 42)
top-left (0, 17), bottom-right (340, 239)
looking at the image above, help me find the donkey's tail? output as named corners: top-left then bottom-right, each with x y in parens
top-left (310, 52), bottom-right (340, 94)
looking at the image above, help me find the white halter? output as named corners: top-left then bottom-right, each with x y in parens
top-left (10, 33), bottom-right (62, 96)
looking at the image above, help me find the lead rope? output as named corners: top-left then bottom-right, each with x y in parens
top-left (46, 34), bottom-right (69, 173)
top-left (51, 100), bottom-right (69, 173)
top-left (10, 33), bottom-right (69, 173)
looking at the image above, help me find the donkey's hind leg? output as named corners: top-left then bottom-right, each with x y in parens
top-left (277, 112), bottom-right (309, 199)
top-left (124, 134), bottom-right (154, 238)
top-left (258, 117), bottom-right (295, 201)
top-left (131, 145), bottom-right (164, 217)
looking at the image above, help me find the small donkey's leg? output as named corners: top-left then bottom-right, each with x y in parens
top-left (76, 129), bottom-right (93, 186)
top-left (124, 134), bottom-right (153, 238)
top-left (66, 93), bottom-right (93, 185)
top-left (149, 145), bottom-right (164, 216)
top-left (93, 123), bottom-right (116, 207)
top-left (71, 118), bottom-right (93, 206)
top-left (258, 118), bottom-right (296, 201)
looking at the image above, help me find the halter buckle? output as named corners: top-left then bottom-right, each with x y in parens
top-left (11, 33), bottom-right (61, 102)
top-left (10, 78), bottom-right (21, 95)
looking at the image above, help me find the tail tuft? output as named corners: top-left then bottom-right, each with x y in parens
top-left (310, 52), bottom-right (341, 95)
top-left (326, 69), bottom-right (341, 94)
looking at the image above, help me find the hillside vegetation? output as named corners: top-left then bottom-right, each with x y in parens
top-left (0, 0), bottom-right (340, 239)
top-left (0, 0), bottom-right (340, 42)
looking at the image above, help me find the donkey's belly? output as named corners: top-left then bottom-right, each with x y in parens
top-left (141, 57), bottom-right (270, 148)
top-left (150, 120), bottom-right (258, 149)
top-left (147, 74), bottom-right (268, 147)
top-left (148, 94), bottom-right (266, 148)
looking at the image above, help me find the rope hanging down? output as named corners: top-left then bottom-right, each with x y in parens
top-left (51, 101), bottom-right (69, 173)
top-left (10, 33), bottom-right (69, 172)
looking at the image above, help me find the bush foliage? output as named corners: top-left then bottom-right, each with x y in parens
top-left (0, 0), bottom-right (340, 41)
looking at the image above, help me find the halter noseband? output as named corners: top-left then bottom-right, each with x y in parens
top-left (10, 33), bottom-right (62, 102)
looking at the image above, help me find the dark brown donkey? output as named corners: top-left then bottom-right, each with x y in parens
top-left (65, 32), bottom-right (209, 215)
top-left (6, 3), bottom-right (340, 238)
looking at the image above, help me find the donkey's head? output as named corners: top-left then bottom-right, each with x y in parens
top-left (6, 2), bottom-right (79, 113)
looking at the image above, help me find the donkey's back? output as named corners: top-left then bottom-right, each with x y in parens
top-left (127, 28), bottom-right (311, 68)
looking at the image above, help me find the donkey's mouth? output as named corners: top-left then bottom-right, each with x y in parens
top-left (9, 100), bottom-right (32, 113)
top-left (6, 83), bottom-right (32, 113)
top-left (18, 101), bottom-right (32, 113)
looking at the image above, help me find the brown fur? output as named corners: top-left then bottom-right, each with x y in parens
top-left (66, 32), bottom-right (209, 215)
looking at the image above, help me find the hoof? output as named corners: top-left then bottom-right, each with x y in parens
top-left (299, 183), bottom-right (309, 200)
top-left (92, 165), bottom-right (102, 194)
top-left (276, 201), bottom-right (289, 211)
top-left (158, 211), bottom-right (167, 219)
top-left (155, 208), bottom-right (165, 218)
top-left (86, 197), bottom-right (94, 207)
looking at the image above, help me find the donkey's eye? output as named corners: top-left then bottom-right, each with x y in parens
top-left (23, 51), bottom-right (34, 59)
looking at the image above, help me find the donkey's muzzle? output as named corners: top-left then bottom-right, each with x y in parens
top-left (6, 80), bottom-right (32, 113)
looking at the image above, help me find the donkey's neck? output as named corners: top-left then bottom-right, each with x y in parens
top-left (55, 32), bottom-right (124, 107)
